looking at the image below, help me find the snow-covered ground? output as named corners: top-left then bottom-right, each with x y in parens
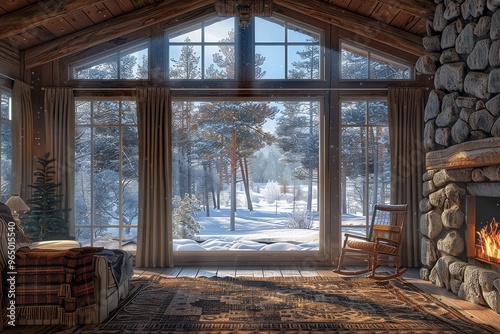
top-left (90, 186), bottom-right (369, 252)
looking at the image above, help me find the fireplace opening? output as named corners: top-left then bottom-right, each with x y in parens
top-left (466, 195), bottom-right (500, 267)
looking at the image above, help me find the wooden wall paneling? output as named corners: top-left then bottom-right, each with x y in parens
top-left (43, 16), bottom-right (77, 37)
top-left (348, 1), bottom-right (377, 15)
top-left (4, 33), bottom-right (32, 52)
top-left (370, 3), bottom-right (401, 24)
top-left (392, 12), bottom-right (426, 35)
top-left (65, 11), bottom-right (94, 30)
top-left (0, 42), bottom-right (21, 79)
top-left (376, 0), bottom-right (435, 20)
top-left (102, 0), bottom-right (130, 16)
top-left (114, 0), bottom-right (139, 13)
top-left (0, 0), bottom-right (104, 40)
top-left (84, 4), bottom-right (114, 24)
top-left (25, 26), bottom-right (57, 45)
top-left (0, 0), bottom-right (31, 12)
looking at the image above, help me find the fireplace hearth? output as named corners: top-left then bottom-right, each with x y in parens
top-left (466, 196), bottom-right (500, 267)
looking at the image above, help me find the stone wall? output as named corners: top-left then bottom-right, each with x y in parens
top-left (416, 0), bottom-right (500, 313)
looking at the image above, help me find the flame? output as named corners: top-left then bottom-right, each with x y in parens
top-left (476, 218), bottom-right (500, 264)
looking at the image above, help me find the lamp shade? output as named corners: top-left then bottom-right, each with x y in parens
top-left (5, 193), bottom-right (30, 213)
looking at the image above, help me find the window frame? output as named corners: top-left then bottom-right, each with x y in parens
top-left (339, 97), bottom-right (391, 237)
top-left (73, 97), bottom-right (139, 250)
top-left (339, 40), bottom-right (414, 81)
top-left (170, 94), bottom-right (329, 265)
top-left (69, 40), bottom-right (150, 81)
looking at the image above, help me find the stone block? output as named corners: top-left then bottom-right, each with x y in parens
top-left (465, 71), bottom-right (490, 99)
top-left (423, 35), bottom-right (443, 52)
top-left (459, 266), bottom-right (489, 305)
top-left (424, 121), bottom-right (437, 151)
top-left (492, 10), bottom-right (500, 39)
top-left (469, 0), bottom-right (487, 17)
top-left (421, 237), bottom-right (438, 268)
top-left (488, 69), bottom-right (500, 93)
top-left (485, 93), bottom-right (500, 116)
top-left (470, 109), bottom-right (495, 132)
top-left (434, 3), bottom-right (448, 32)
top-left (475, 15), bottom-right (492, 36)
top-left (456, 23), bottom-right (476, 54)
top-left (467, 38), bottom-right (491, 70)
top-left (420, 197), bottom-right (433, 213)
top-left (445, 183), bottom-right (467, 206)
top-left (452, 118), bottom-right (470, 143)
top-left (437, 230), bottom-right (465, 256)
top-left (429, 188), bottom-right (447, 208)
top-left (436, 127), bottom-right (451, 147)
top-left (433, 168), bottom-right (473, 187)
top-left (416, 54), bottom-right (440, 74)
top-left (441, 206), bottom-right (465, 229)
top-left (420, 209), bottom-right (444, 239)
top-left (425, 90), bottom-right (445, 121)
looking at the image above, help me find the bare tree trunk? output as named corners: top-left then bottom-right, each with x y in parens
top-left (203, 162), bottom-right (210, 217)
top-left (230, 129), bottom-right (237, 231)
top-left (239, 157), bottom-right (253, 211)
top-left (209, 159), bottom-right (217, 209)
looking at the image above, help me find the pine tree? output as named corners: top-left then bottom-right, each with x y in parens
top-left (24, 152), bottom-right (70, 241)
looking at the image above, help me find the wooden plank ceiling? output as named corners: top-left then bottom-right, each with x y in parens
top-left (0, 0), bottom-right (433, 69)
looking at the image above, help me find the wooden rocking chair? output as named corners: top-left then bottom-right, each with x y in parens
top-left (334, 204), bottom-right (408, 280)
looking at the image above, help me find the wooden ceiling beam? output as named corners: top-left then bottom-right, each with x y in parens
top-left (24, 0), bottom-right (214, 69)
top-left (274, 0), bottom-right (426, 56)
top-left (376, 0), bottom-right (435, 21)
top-left (0, 0), bottom-right (104, 40)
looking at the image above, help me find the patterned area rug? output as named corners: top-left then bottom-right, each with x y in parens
top-left (76, 276), bottom-right (496, 333)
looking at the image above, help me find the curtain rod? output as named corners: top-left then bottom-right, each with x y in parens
top-left (42, 87), bottom-right (137, 91)
top-left (0, 72), bottom-right (16, 82)
top-left (42, 87), bottom-right (393, 91)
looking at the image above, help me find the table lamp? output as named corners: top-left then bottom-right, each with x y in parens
top-left (5, 193), bottom-right (30, 226)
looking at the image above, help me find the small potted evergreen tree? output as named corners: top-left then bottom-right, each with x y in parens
top-left (23, 152), bottom-right (70, 241)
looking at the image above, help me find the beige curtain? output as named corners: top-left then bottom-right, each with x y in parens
top-left (44, 88), bottom-right (75, 236)
top-left (388, 87), bottom-right (425, 268)
top-left (11, 80), bottom-right (33, 199)
top-left (136, 88), bottom-right (173, 267)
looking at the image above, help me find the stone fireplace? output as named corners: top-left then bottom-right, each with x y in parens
top-left (416, 1), bottom-right (500, 313)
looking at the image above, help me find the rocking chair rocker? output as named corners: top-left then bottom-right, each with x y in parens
top-left (334, 204), bottom-right (408, 280)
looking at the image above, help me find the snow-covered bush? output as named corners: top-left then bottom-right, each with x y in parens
top-left (172, 194), bottom-right (203, 239)
top-left (264, 181), bottom-right (281, 203)
top-left (282, 210), bottom-right (313, 229)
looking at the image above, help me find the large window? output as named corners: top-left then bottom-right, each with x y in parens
top-left (340, 99), bottom-right (391, 237)
top-left (74, 100), bottom-right (139, 250)
top-left (70, 41), bottom-right (149, 80)
top-left (171, 99), bottom-right (321, 251)
top-left (0, 88), bottom-right (12, 201)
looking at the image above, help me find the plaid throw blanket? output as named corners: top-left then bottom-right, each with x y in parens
top-left (3, 246), bottom-right (103, 325)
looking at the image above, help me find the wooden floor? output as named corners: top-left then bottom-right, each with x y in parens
top-left (4, 266), bottom-right (500, 332)
top-left (133, 265), bottom-right (500, 331)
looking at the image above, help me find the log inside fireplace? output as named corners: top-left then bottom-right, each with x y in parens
top-left (466, 195), bottom-right (500, 267)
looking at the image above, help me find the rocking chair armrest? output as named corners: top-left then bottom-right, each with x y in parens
top-left (343, 233), bottom-right (370, 241)
top-left (374, 237), bottom-right (400, 246)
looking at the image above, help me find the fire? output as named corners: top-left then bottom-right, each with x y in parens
top-left (476, 218), bottom-right (500, 264)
